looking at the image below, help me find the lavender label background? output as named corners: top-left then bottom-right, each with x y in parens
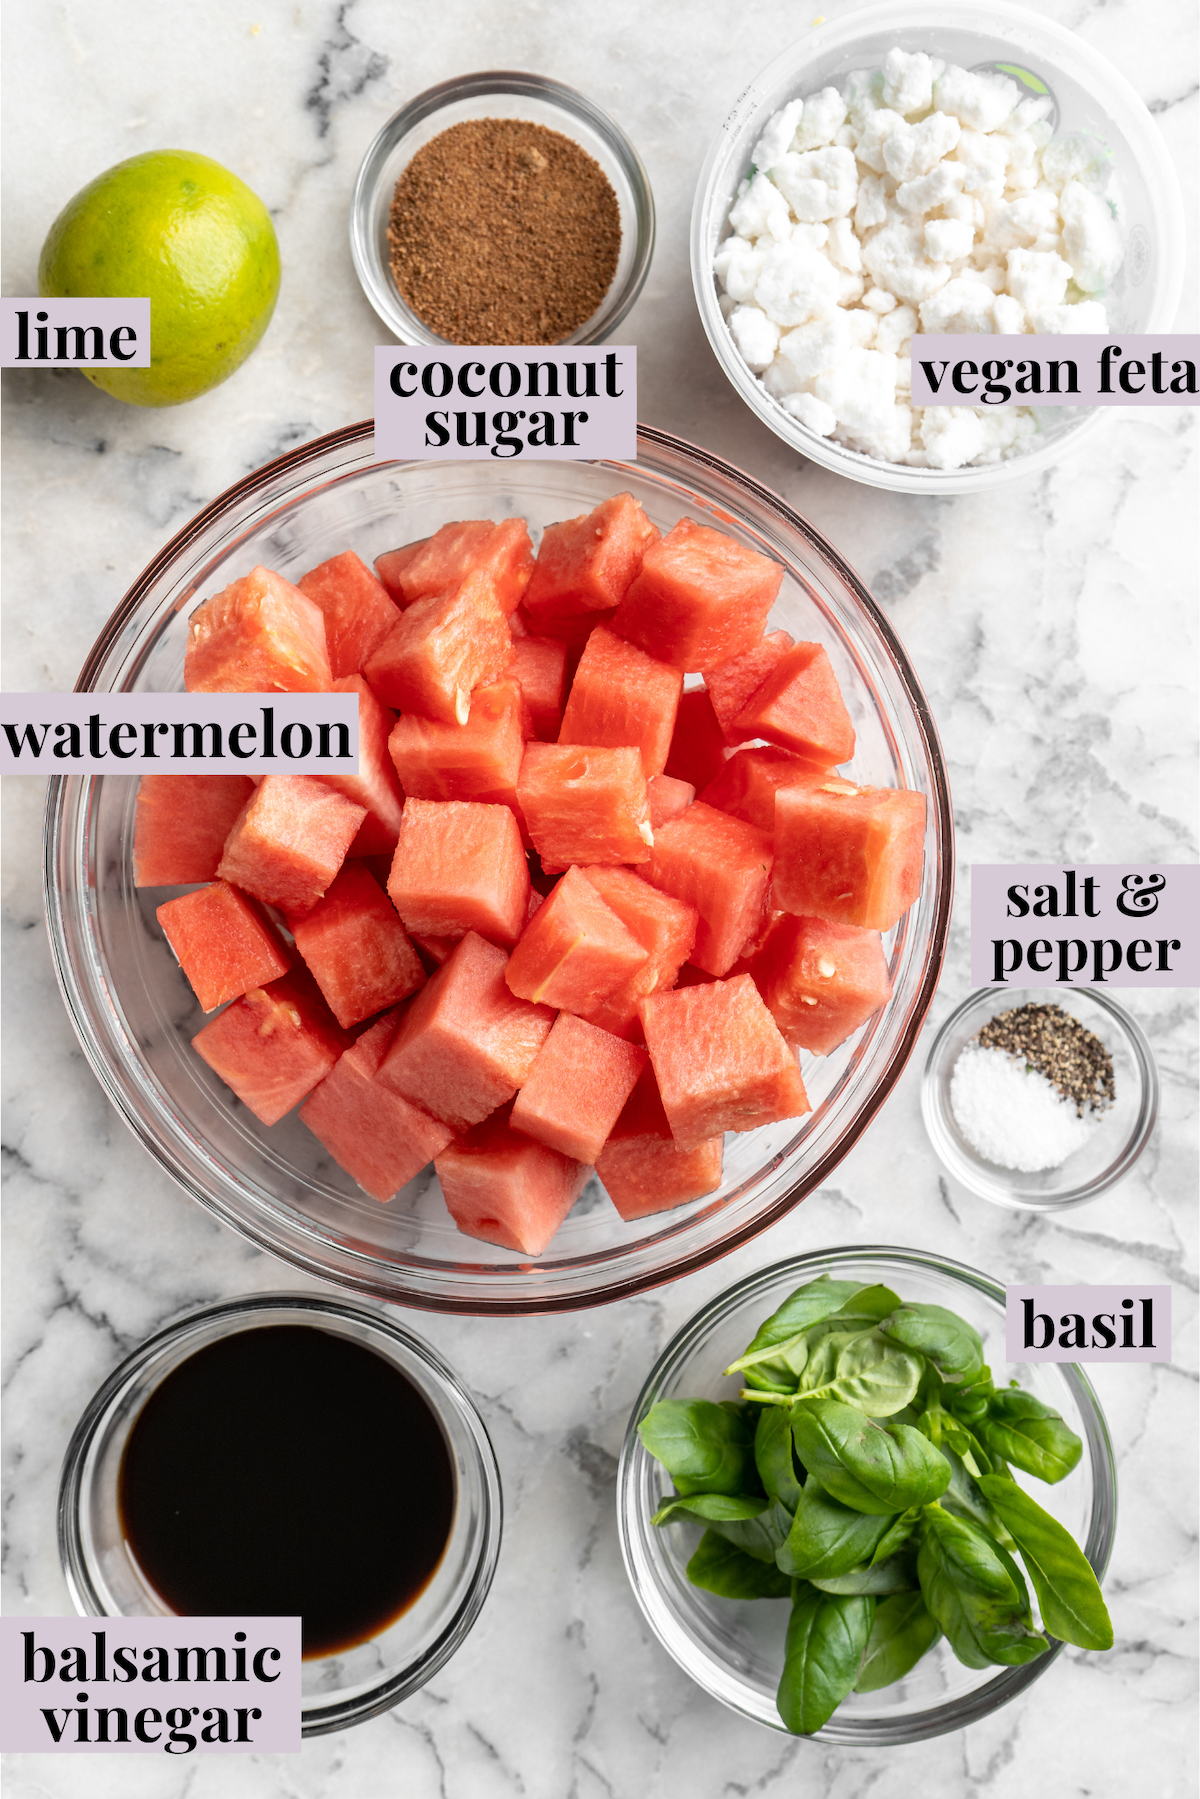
top-left (373, 344), bottom-right (636, 460)
top-left (0, 1618), bottom-right (301, 1753)
top-left (970, 863), bottom-right (1198, 988)
top-left (0, 299), bottom-right (151, 368)
top-left (912, 334), bottom-right (1200, 406)
top-left (1006, 1286), bottom-right (1171, 1363)
top-left (0, 693), bottom-right (359, 776)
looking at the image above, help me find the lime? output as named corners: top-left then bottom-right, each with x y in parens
top-left (38, 149), bottom-right (280, 408)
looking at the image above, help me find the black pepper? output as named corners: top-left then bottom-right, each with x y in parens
top-left (976, 1003), bottom-right (1115, 1117)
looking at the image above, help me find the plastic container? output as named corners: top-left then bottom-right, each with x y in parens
top-left (351, 70), bottom-right (655, 345)
top-left (58, 1292), bottom-right (502, 1736)
top-left (691, 0), bottom-right (1186, 493)
top-left (617, 1247), bottom-right (1117, 1744)
top-left (43, 421), bottom-right (952, 1313)
top-left (921, 985), bottom-right (1158, 1209)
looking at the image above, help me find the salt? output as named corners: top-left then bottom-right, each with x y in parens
top-left (950, 1043), bottom-right (1096, 1172)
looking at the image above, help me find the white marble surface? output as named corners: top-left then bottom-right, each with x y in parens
top-left (2, 0), bottom-right (1197, 1794)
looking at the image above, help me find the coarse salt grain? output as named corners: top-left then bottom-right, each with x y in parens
top-left (949, 1043), bottom-right (1096, 1172)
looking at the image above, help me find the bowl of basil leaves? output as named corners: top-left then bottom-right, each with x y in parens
top-left (617, 1247), bottom-right (1116, 1743)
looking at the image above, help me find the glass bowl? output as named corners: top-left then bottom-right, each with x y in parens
top-left (351, 70), bottom-right (655, 345)
top-left (43, 421), bottom-right (952, 1314)
top-left (691, 0), bottom-right (1186, 494)
top-left (57, 1292), bottom-right (502, 1737)
top-left (617, 1247), bottom-right (1117, 1745)
top-left (920, 986), bottom-right (1158, 1210)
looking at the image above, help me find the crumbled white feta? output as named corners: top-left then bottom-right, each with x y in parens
top-left (751, 99), bottom-right (805, 176)
top-left (782, 390), bottom-right (838, 434)
top-left (729, 171), bottom-right (792, 243)
top-left (883, 111), bottom-right (962, 183)
top-left (794, 87), bottom-right (849, 150)
top-left (881, 48), bottom-right (943, 119)
top-left (933, 65), bottom-right (1020, 133)
top-left (754, 237), bottom-right (842, 325)
top-left (728, 304), bottom-right (780, 371)
top-left (771, 146), bottom-right (858, 221)
top-left (1005, 247), bottom-right (1072, 311)
top-left (919, 404), bottom-right (989, 468)
top-left (854, 174), bottom-right (890, 233)
top-left (954, 129), bottom-right (1009, 198)
top-left (864, 285), bottom-right (898, 314)
top-left (896, 161), bottom-right (966, 216)
top-left (924, 216), bottom-right (975, 263)
top-left (1029, 300), bottom-right (1109, 333)
top-left (992, 293), bottom-right (1026, 333)
top-left (827, 215), bottom-right (864, 272)
top-left (776, 311), bottom-right (850, 384)
top-left (862, 218), bottom-right (951, 305)
top-left (1058, 180), bottom-right (1124, 293)
top-left (712, 236), bottom-right (765, 304)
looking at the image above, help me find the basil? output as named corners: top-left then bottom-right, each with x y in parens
top-left (980, 1390), bottom-right (1083, 1485)
top-left (777, 1585), bottom-right (873, 1734)
top-left (855, 1591), bottom-right (942, 1693)
top-left (637, 1399), bottom-right (753, 1495)
top-left (790, 1398), bottom-right (952, 1514)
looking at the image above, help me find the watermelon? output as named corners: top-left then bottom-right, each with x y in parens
top-left (377, 519), bottom-right (533, 616)
top-left (751, 914), bottom-right (893, 1055)
top-left (387, 798), bottom-right (529, 948)
top-left (611, 519), bottom-right (783, 670)
top-left (133, 774), bottom-right (254, 886)
top-left (557, 625), bottom-right (682, 779)
top-left (218, 775), bottom-right (366, 916)
top-left (509, 1011), bottom-right (646, 1164)
top-left (773, 783), bottom-right (926, 931)
top-left (523, 492), bottom-right (659, 619)
top-left (185, 565), bottom-right (331, 694)
top-left (387, 676), bottom-right (526, 808)
top-left (639, 976), bottom-right (810, 1149)
top-left (192, 970), bottom-right (349, 1125)
top-left (363, 574), bottom-right (512, 724)
top-left (576, 865), bottom-right (696, 1037)
top-left (289, 861), bottom-right (426, 1029)
top-left (518, 743), bottom-right (651, 868)
top-left (376, 931), bottom-right (554, 1131)
top-left (647, 802), bottom-right (773, 977)
top-left (297, 551), bottom-right (399, 677)
top-left (298, 1013), bottom-right (454, 1201)
top-left (700, 748), bottom-right (846, 833)
top-left (156, 880), bottom-right (291, 1013)
top-left (647, 774), bottom-right (694, 829)
top-left (505, 865), bottom-right (649, 1013)
top-left (732, 641), bottom-right (856, 765)
top-left (506, 634), bottom-right (569, 741)
top-left (320, 675), bottom-right (405, 857)
top-left (705, 631), bottom-right (793, 743)
top-left (595, 1064), bottom-right (724, 1219)
top-left (434, 1102), bottom-right (588, 1256)
top-left (663, 687), bottom-right (729, 791)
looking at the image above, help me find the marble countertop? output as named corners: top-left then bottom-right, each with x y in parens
top-left (2, 1), bottom-right (1196, 1794)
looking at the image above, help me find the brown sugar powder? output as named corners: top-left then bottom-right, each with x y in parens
top-left (387, 118), bottom-right (622, 345)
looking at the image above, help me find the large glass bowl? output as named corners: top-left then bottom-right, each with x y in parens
top-left (43, 423), bottom-right (952, 1313)
top-left (58, 1292), bottom-right (502, 1737)
top-left (617, 1248), bottom-right (1117, 1744)
top-left (692, 0), bottom-right (1186, 494)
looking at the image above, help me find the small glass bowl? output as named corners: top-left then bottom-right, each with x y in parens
top-left (351, 70), bottom-right (655, 345)
top-left (921, 986), bottom-right (1158, 1210)
top-left (691, 0), bottom-right (1186, 493)
top-left (617, 1247), bottom-right (1116, 1745)
top-left (57, 1293), bottom-right (502, 1737)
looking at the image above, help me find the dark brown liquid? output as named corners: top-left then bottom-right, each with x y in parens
top-left (118, 1324), bottom-right (456, 1659)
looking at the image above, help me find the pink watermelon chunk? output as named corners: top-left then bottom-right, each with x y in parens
top-left (192, 970), bottom-right (349, 1125)
top-left (133, 774), bottom-right (255, 886)
top-left (298, 551), bottom-right (400, 678)
top-left (700, 748), bottom-right (846, 834)
top-left (647, 802), bottom-right (773, 977)
top-left (373, 538), bottom-right (429, 603)
top-left (663, 687), bottom-right (729, 791)
top-left (505, 865), bottom-right (650, 1014)
top-left (575, 865), bottom-right (697, 1038)
top-left (524, 492), bottom-right (659, 619)
top-left (156, 880), bottom-right (291, 1013)
top-left (611, 519), bottom-right (783, 671)
top-left (379, 519), bottom-right (534, 617)
top-left (510, 1011), bottom-right (646, 1164)
top-left (557, 625), bottom-right (682, 779)
top-left (289, 861), bottom-right (426, 1029)
top-left (185, 565), bottom-right (331, 694)
top-left (751, 914), bottom-right (893, 1055)
top-left (595, 1064), bottom-right (724, 1219)
top-left (773, 783), bottom-right (926, 930)
top-left (639, 976), bottom-right (810, 1149)
top-left (387, 798), bottom-right (529, 948)
top-left (506, 634), bottom-right (569, 742)
top-left (217, 775), bottom-right (366, 916)
top-left (363, 575), bottom-right (512, 724)
top-left (299, 1012), bottom-right (455, 1202)
top-left (318, 674), bottom-right (405, 857)
top-left (733, 641), bottom-right (856, 765)
top-left (434, 1102), bottom-right (588, 1256)
top-left (517, 743), bottom-right (651, 868)
top-left (647, 774), bottom-right (694, 829)
top-left (376, 931), bottom-right (554, 1131)
top-left (388, 676), bottom-right (526, 809)
top-left (705, 631), bottom-right (793, 743)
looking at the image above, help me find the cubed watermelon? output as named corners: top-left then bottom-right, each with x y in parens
top-left (700, 748), bottom-right (845, 833)
top-left (133, 774), bottom-right (255, 886)
top-left (192, 970), bottom-right (349, 1125)
top-left (647, 802), bottom-right (773, 977)
top-left (434, 1102), bottom-right (588, 1256)
top-left (773, 783), bottom-right (926, 931)
top-left (576, 865), bottom-right (696, 1037)
top-left (595, 1064), bottom-right (724, 1219)
top-left (297, 551), bottom-right (400, 677)
top-left (705, 631), bottom-right (793, 743)
top-left (388, 676), bottom-right (525, 808)
top-left (318, 675), bottom-right (405, 857)
top-left (751, 914), bottom-right (893, 1055)
top-left (156, 880), bottom-right (291, 1012)
top-left (647, 774), bottom-right (694, 830)
top-left (376, 931), bottom-right (554, 1131)
top-left (558, 625), bottom-right (682, 779)
top-left (733, 641), bottom-right (856, 765)
top-left (639, 976), bottom-right (810, 1149)
top-left (299, 1012), bottom-right (455, 1201)
top-left (524, 492), bottom-right (659, 619)
top-left (377, 519), bottom-right (533, 616)
top-left (505, 864), bottom-right (649, 1013)
top-left (663, 687), bottom-right (730, 791)
top-left (510, 1011), bottom-right (646, 1164)
top-left (611, 520), bottom-right (783, 671)
top-left (506, 634), bottom-right (569, 742)
top-left (387, 797), bottom-right (529, 948)
top-left (217, 775), bottom-right (367, 915)
top-left (518, 743), bottom-right (651, 868)
top-left (290, 861), bottom-right (426, 1029)
top-left (363, 574), bottom-right (512, 724)
top-left (185, 565), bottom-right (331, 693)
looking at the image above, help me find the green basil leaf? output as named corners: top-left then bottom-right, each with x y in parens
top-left (939, 1445), bottom-right (1000, 1532)
top-left (809, 1553), bottom-right (916, 1595)
top-left (777, 1475), bottom-right (894, 1578)
top-left (870, 1506), bottom-right (922, 1565)
top-left (854, 1591), bottom-right (942, 1693)
top-left (637, 1399), bottom-right (753, 1494)
top-left (726, 1328), bottom-right (811, 1391)
top-left (978, 1475), bottom-right (1113, 1651)
top-left (733, 1277), bottom-right (871, 1364)
top-left (980, 1390), bottom-right (1083, 1486)
top-left (917, 1507), bottom-right (1049, 1669)
top-left (651, 1492), bottom-right (769, 1526)
top-left (878, 1303), bottom-right (985, 1385)
top-left (708, 1499), bottom-right (796, 1563)
top-left (791, 1398), bottom-right (953, 1515)
top-left (686, 1530), bottom-right (793, 1601)
top-left (755, 1403), bottom-right (804, 1512)
top-left (777, 1585), bottom-right (874, 1734)
top-left (804, 1328), bottom-right (923, 1419)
